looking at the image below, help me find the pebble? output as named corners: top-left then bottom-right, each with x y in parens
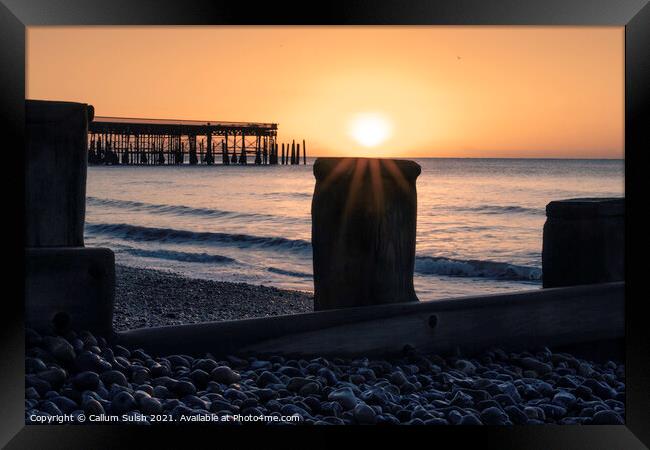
top-left (72, 371), bottom-right (100, 391)
top-left (459, 413), bottom-right (482, 425)
top-left (83, 398), bottom-right (105, 415)
top-left (26, 357), bottom-right (47, 373)
top-left (111, 391), bottom-right (136, 414)
top-left (328, 387), bottom-right (359, 410)
top-left (43, 336), bottom-right (76, 365)
top-left (211, 366), bottom-right (241, 385)
top-left (299, 382), bottom-right (321, 397)
top-left (37, 368), bottom-right (67, 390)
top-left (481, 406), bottom-right (511, 425)
top-left (100, 370), bottom-right (129, 387)
top-left (455, 360), bottom-right (477, 376)
top-left (173, 381), bottom-right (197, 397)
top-left (353, 402), bottom-right (377, 424)
top-left (519, 357), bottom-right (552, 375)
top-left (75, 351), bottom-right (112, 373)
top-left (552, 391), bottom-right (577, 408)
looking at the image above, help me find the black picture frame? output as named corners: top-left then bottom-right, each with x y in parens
top-left (2, 0), bottom-right (648, 447)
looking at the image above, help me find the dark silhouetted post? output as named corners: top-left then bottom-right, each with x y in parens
top-left (121, 142), bottom-right (129, 164)
top-left (223, 133), bottom-right (229, 165)
top-left (189, 134), bottom-right (198, 165)
top-left (239, 133), bottom-right (247, 164)
top-left (303, 139), bottom-right (307, 164)
top-left (281, 143), bottom-right (285, 165)
top-left (222, 141), bottom-right (229, 165)
top-left (26, 100), bottom-right (92, 246)
top-left (255, 135), bottom-right (262, 165)
top-left (542, 198), bottom-right (624, 288)
top-left (205, 128), bottom-right (214, 165)
top-left (312, 158), bottom-right (421, 310)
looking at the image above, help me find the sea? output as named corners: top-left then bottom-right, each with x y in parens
top-left (85, 158), bottom-right (624, 301)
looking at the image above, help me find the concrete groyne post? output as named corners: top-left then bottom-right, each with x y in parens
top-left (542, 198), bottom-right (624, 288)
top-left (25, 100), bottom-right (115, 337)
top-left (312, 157), bottom-right (421, 310)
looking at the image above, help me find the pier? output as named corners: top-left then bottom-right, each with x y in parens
top-left (88, 116), bottom-right (307, 166)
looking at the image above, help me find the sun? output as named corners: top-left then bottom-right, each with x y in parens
top-left (349, 113), bottom-right (393, 147)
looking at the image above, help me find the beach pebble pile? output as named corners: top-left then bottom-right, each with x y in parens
top-left (25, 328), bottom-right (625, 425)
top-left (113, 265), bottom-right (313, 331)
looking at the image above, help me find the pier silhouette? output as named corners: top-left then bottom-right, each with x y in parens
top-left (88, 116), bottom-right (307, 166)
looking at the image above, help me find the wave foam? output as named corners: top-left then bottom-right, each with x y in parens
top-left (120, 248), bottom-right (236, 264)
top-left (414, 256), bottom-right (541, 281)
top-left (455, 205), bottom-right (544, 215)
top-left (86, 223), bottom-right (312, 252)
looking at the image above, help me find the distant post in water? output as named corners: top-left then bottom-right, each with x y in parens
top-left (189, 135), bottom-right (198, 165)
top-left (205, 129), bottom-right (214, 165)
top-left (542, 198), bottom-right (624, 288)
top-left (222, 141), bottom-right (229, 165)
top-left (255, 136), bottom-right (262, 165)
top-left (312, 158), bottom-right (421, 310)
top-left (239, 132), bottom-right (247, 164)
top-left (303, 139), bottom-right (307, 164)
top-left (281, 143), bottom-right (285, 165)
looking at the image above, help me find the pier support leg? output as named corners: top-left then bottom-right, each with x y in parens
top-left (205, 131), bottom-right (214, 165)
top-left (312, 158), bottom-right (421, 310)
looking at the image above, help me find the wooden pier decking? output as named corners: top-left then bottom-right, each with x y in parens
top-left (88, 116), bottom-right (307, 166)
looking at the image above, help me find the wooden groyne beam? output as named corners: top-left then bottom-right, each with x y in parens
top-left (115, 282), bottom-right (624, 359)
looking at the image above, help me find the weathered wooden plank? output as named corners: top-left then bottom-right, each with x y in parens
top-left (115, 282), bottom-right (623, 359)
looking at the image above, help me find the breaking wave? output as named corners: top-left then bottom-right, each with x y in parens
top-left (85, 223), bottom-right (312, 251)
top-left (415, 256), bottom-right (541, 281)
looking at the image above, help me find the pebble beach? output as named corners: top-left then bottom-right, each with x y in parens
top-left (113, 265), bottom-right (313, 331)
top-left (26, 326), bottom-right (625, 425)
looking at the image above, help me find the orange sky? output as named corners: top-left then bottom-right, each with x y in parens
top-left (27, 26), bottom-right (624, 158)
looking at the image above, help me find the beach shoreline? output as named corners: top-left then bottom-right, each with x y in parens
top-left (114, 264), bottom-right (314, 331)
